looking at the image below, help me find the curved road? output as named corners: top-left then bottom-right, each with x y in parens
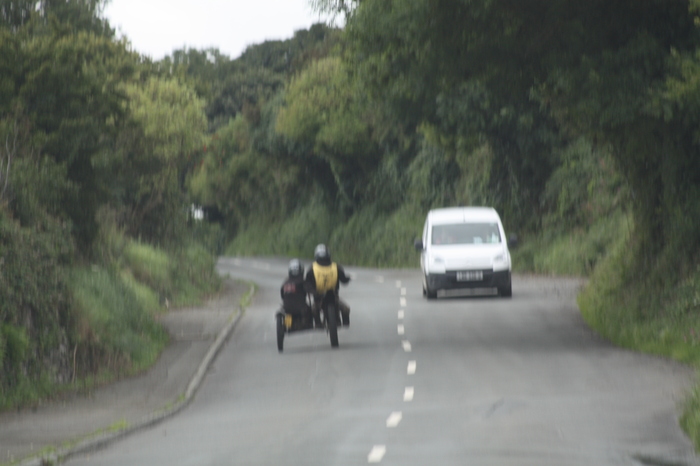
top-left (67, 257), bottom-right (699, 465)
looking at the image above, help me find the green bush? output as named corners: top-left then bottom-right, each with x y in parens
top-left (170, 242), bottom-right (222, 307)
top-left (580, 238), bottom-right (700, 364)
top-left (512, 211), bottom-right (631, 277)
top-left (190, 219), bottom-right (227, 256)
top-left (0, 212), bottom-right (222, 410)
top-left (227, 198), bottom-right (336, 258)
top-left (119, 270), bottom-right (161, 315)
top-left (123, 240), bottom-right (172, 298)
top-left (541, 139), bottom-right (626, 234)
top-left (70, 266), bottom-right (168, 375)
top-left (121, 238), bottom-right (222, 308)
top-left (682, 382), bottom-right (700, 449)
top-left (1, 324), bottom-right (29, 375)
top-left (228, 202), bottom-right (424, 268)
top-left (0, 211), bottom-right (74, 406)
top-left (331, 204), bottom-right (423, 267)
top-left (0, 330), bottom-right (4, 372)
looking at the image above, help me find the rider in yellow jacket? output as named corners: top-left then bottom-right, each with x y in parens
top-left (304, 244), bottom-right (351, 327)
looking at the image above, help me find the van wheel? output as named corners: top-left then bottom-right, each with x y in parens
top-left (499, 284), bottom-right (512, 298)
top-left (423, 276), bottom-right (437, 299)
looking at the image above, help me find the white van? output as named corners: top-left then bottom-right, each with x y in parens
top-left (414, 207), bottom-right (513, 298)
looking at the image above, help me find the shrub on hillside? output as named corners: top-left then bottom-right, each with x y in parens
top-left (70, 267), bottom-right (168, 376)
top-left (0, 212), bottom-right (74, 406)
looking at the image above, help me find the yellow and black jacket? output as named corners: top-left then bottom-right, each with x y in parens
top-left (305, 259), bottom-right (350, 294)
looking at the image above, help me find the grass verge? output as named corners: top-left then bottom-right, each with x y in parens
top-left (578, 243), bottom-right (700, 450)
top-left (70, 265), bottom-right (169, 376)
top-left (0, 238), bottom-right (222, 412)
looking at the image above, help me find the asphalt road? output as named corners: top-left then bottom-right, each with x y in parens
top-left (66, 257), bottom-right (699, 466)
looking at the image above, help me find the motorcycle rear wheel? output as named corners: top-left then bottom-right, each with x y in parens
top-left (276, 314), bottom-right (285, 352)
top-left (326, 303), bottom-right (339, 348)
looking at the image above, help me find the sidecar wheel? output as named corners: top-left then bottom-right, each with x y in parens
top-left (276, 314), bottom-right (285, 352)
top-left (327, 303), bottom-right (339, 348)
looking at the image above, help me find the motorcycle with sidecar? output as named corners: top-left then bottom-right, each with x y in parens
top-left (275, 289), bottom-right (341, 352)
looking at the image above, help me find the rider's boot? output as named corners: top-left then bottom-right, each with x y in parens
top-left (312, 304), bottom-right (323, 328)
top-left (299, 304), bottom-right (311, 329)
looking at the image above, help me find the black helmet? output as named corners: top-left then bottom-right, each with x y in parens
top-left (288, 259), bottom-right (303, 278)
top-left (314, 243), bottom-right (331, 264)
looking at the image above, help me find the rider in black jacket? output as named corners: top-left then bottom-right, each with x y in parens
top-left (281, 259), bottom-right (312, 325)
top-left (305, 244), bottom-right (351, 327)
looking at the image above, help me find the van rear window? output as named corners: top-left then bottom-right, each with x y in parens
top-left (431, 223), bottom-right (501, 245)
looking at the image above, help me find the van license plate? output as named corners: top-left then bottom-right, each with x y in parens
top-left (457, 271), bottom-right (482, 281)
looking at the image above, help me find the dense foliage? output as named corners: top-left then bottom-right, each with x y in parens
top-left (0, 0), bottom-right (219, 408)
top-left (190, 0), bottom-right (700, 283)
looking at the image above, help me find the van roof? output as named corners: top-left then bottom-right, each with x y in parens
top-left (428, 207), bottom-right (501, 224)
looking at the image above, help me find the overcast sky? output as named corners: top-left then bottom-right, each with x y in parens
top-left (103, 0), bottom-right (336, 61)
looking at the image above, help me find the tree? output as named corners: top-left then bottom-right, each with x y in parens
top-left (116, 76), bottom-right (208, 245)
top-left (207, 66), bottom-right (284, 131)
top-left (276, 56), bottom-right (379, 210)
top-left (18, 31), bottom-right (136, 247)
top-left (345, 0), bottom-right (700, 252)
top-left (345, 0), bottom-right (562, 224)
top-left (309, 0), bottom-right (359, 18)
top-left (1, 0), bottom-right (113, 37)
top-left (0, 0), bottom-right (35, 31)
top-left (528, 0), bottom-right (700, 261)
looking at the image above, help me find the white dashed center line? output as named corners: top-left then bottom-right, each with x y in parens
top-left (398, 310), bottom-right (404, 319)
top-left (407, 360), bottom-right (416, 375)
top-left (395, 280), bottom-right (402, 288)
top-left (400, 287), bottom-right (406, 295)
top-left (402, 340), bottom-right (412, 352)
top-left (368, 445), bottom-right (386, 463)
top-left (399, 297), bottom-right (407, 307)
top-left (386, 412), bottom-right (403, 428)
top-left (397, 324), bottom-right (405, 335)
top-left (404, 386), bottom-right (415, 402)
top-left (375, 276), bottom-right (385, 283)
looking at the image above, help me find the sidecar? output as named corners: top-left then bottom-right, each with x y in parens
top-left (275, 291), bottom-right (340, 352)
